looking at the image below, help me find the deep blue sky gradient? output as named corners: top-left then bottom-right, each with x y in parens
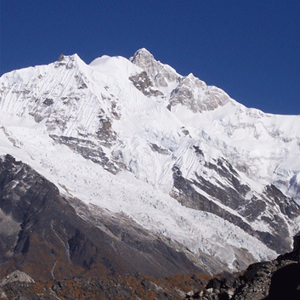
top-left (1, 0), bottom-right (299, 115)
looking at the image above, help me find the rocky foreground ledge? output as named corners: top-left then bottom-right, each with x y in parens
top-left (185, 233), bottom-right (300, 300)
top-left (1, 235), bottom-right (300, 300)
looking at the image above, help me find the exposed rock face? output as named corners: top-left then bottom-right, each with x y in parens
top-left (129, 71), bottom-right (164, 97)
top-left (169, 74), bottom-right (231, 112)
top-left (130, 49), bottom-right (231, 113)
top-left (49, 135), bottom-right (119, 174)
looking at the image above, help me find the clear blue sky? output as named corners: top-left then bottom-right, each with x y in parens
top-left (1, 0), bottom-right (299, 115)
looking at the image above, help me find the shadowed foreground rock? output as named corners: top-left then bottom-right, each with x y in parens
top-left (264, 263), bottom-right (300, 300)
top-left (184, 233), bottom-right (300, 300)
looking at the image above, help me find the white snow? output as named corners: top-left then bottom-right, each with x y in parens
top-left (0, 50), bottom-right (299, 270)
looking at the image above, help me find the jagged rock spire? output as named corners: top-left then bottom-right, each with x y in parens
top-left (129, 48), bottom-right (154, 62)
top-left (129, 48), bottom-right (179, 88)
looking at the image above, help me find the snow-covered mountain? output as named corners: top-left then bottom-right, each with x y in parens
top-left (0, 48), bottom-right (300, 279)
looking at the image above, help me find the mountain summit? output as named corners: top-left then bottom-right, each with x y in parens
top-left (0, 49), bottom-right (300, 280)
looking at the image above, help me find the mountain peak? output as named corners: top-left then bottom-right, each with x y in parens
top-left (1, 49), bottom-right (300, 282)
top-left (130, 48), bottom-right (154, 61)
top-left (129, 49), bottom-right (180, 89)
top-left (129, 48), bottom-right (156, 71)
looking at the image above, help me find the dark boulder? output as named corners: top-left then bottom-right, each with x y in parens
top-left (267, 263), bottom-right (300, 300)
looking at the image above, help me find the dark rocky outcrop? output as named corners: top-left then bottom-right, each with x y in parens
top-left (50, 135), bottom-right (119, 174)
top-left (265, 263), bottom-right (300, 299)
top-left (129, 71), bottom-right (164, 97)
top-left (185, 234), bottom-right (300, 299)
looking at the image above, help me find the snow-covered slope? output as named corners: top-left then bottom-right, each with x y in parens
top-left (0, 48), bottom-right (300, 273)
